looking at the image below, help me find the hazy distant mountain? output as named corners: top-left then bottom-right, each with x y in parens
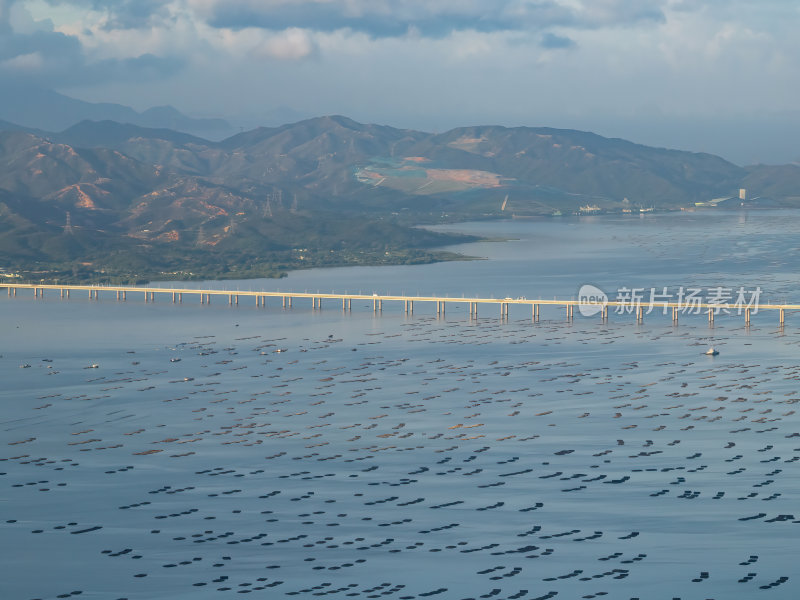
top-left (2, 115), bottom-right (800, 282)
top-left (55, 120), bottom-right (210, 150)
top-left (0, 81), bottom-right (234, 140)
top-left (0, 118), bottom-right (48, 136)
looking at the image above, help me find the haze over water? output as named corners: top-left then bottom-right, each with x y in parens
top-left (3, 211), bottom-right (800, 600)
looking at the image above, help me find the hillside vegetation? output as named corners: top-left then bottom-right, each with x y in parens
top-left (1, 116), bottom-right (797, 282)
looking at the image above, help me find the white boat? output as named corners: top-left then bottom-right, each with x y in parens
top-left (704, 347), bottom-right (719, 356)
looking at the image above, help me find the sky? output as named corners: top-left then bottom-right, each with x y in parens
top-left (2, 0), bottom-right (800, 163)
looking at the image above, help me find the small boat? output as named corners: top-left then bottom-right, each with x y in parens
top-left (19, 364), bottom-right (31, 368)
top-left (85, 363), bottom-right (99, 369)
top-left (170, 357), bottom-right (181, 362)
top-left (704, 347), bottom-right (719, 356)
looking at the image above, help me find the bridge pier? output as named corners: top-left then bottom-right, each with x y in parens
top-left (236, 295), bottom-right (239, 305)
top-left (780, 308), bottom-right (785, 325)
top-left (176, 292), bottom-right (179, 303)
top-left (672, 307), bottom-right (678, 323)
top-left (344, 298), bottom-right (348, 311)
top-left (533, 304), bottom-right (539, 322)
top-left (708, 309), bottom-right (714, 324)
top-left (636, 306), bottom-right (643, 323)
top-left (745, 308), bottom-right (751, 325)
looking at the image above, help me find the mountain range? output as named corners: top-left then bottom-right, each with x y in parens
top-left (0, 82), bottom-right (233, 140)
top-left (1, 114), bottom-right (799, 283)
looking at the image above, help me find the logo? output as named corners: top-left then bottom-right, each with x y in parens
top-left (578, 284), bottom-right (608, 317)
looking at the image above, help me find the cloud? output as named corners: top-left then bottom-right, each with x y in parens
top-left (253, 27), bottom-right (317, 60)
top-left (197, 0), bottom-right (666, 38)
top-left (0, 25), bottom-right (183, 86)
top-left (2, 0), bottom-right (799, 147)
top-left (1, 50), bottom-right (43, 70)
top-left (573, 0), bottom-right (666, 27)
top-left (0, 0), bottom-right (185, 87)
top-left (0, 0), bottom-right (17, 33)
top-left (38, 0), bottom-right (171, 30)
top-left (540, 32), bottom-right (574, 49)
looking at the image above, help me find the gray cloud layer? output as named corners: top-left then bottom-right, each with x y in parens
top-left (1, 0), bottom-right (182, 86)
top-left (2, 0), bottom-right (799, 167)
top-left (206, 1), bottom-right (572, 37)
top-left (198, 0), bottom-right (668, 38)
top-left (31, 0), bottom-right (670, 36)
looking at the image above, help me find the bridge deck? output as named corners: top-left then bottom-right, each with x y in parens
top-left (1, 281), bottom-right (791, 324)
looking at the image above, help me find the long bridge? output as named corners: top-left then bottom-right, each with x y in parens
top-left (1, 282), bottom-right (793, 325)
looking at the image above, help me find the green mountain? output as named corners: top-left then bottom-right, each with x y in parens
top-left (1, 116), bottom-right (799, 282)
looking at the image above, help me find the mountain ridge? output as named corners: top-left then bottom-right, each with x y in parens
top-left (1, 115), bottom-right (799, 282)
top-left (0, 81), bottom-right (234, 140)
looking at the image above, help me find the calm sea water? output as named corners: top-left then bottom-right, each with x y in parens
top-left (2, 211), bottom-right (800, 600)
